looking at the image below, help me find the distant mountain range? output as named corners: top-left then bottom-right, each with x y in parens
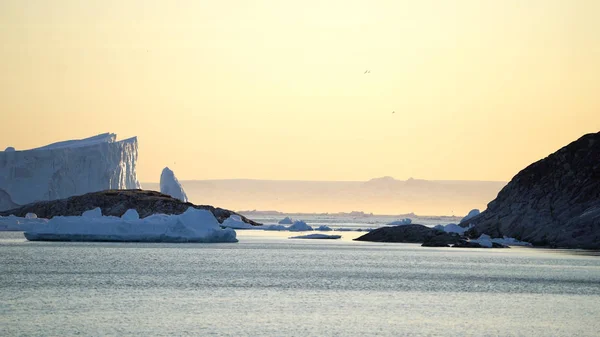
top-left (143, 177), bottom-right (506, 216)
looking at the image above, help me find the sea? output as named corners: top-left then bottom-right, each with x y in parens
top-left (1, 214), bottom-right (600, 336)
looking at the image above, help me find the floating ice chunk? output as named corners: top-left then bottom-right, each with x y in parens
top-left (160, 167), bottom-right (188, 202)
top-left (387, 218), bottom-right (412, 226)
top-left (82, 207), bottom-right (102, 218)
top-left (433, 224), bottom-right (445, 231)
top-left (461, 209), bottom-right (480, 223)
top-left (221, 215), bottom-right (254, 229)
top-left (335, 227), bottom-right (355, 232)
top-left (278, 217), bottom-right (294, 225)
top-left (316, 225), bottom-right (333, 231)
top-left (288, 220), bottom-right (313, 232)
top-left (290, 234), bottom-right (341, 240)
top-left (121, 209), bottom-right (140, 221)
top-left (24, 207), bottom-right (237, 243)
top-left (259, 224), bottom-right (288, 231)
top-left (4, 147), bottom-right (15, 152)
top-left (467, 234), bottom-right (532, 247)
top-left (25, 213), bottom-right (38, 219)
top-left (491, 236), bottom-right (532, 247)
top-left (471, 234), bottom-right (493, 248)
top-left (0, 214), bottom-right (48, 231)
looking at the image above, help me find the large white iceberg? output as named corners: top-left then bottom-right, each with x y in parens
top-left (160, 167), bottom-right (188, 202)
top-left (24, 207), bottom-right (237, 243)
top-left (0, 133), bottom-right (140, 211)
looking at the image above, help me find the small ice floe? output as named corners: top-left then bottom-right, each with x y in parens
top-left (221, 215), bottom-right (255, 229)
top-left (289, 234), bottom-right (341, 240)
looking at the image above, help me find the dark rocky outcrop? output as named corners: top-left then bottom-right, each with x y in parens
top-left (354, 224), bottom-right (462, 246)
top-left (462, 132), bottom-right (600, 249)
top-left (0, 189), bottom-right (261, 226)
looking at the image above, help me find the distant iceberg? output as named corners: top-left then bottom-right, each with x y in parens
top-left (160, 167), bottom-right (188, 202)
top-left (288, 220), bottom-right (313, 232)
top-left (278, 217), bottom-right (294, 225)
top-left (24, 207), bottom-right (237, 243)
top-left (221, 215), bottom-right (255, 229)
top-left (290, 234), bottom-right (341, 240)
top-left (460, 209), bottom-right (480, 223)
top-left (386, 218), bottom-right (412, 226)
top-left (316, 225), bottom-right (333, 231)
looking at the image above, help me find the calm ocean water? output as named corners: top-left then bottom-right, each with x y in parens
top-left (1, 230), bottom-right (600, 336)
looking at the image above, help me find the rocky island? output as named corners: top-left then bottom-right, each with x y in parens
top-left (0, 189), bottom-right (261, 226)
top-left (462, 132), bottom-right (600, 249)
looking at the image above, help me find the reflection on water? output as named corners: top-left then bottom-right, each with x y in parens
top-left (1, 231), bottom-right (599, 336)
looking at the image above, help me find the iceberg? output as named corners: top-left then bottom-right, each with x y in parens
top-left (0, 133), bottom-right (140, 211)
top-left (0, 214), bottom-right (48, 231)
top-left (258, 224), bottom-right (288, 231)
top-left (316, 225), bottom-right (333, 231)
top-left (287, 220), bottom-right (313, 232)
top-left (23, 207), bottom-right (237, 243)
top-left (460, 209), bottom-right (480, 223)
top-left (278, 217), bottom-right (294, 225)
top-left (221, 215), bottom-right (255, 229)
top-left (160, 167), bottom-right (188, 202)
top-left (387, 218), bottom-right (412, 226)
top-left (469, 234), bottom-right (532, 247)
top-left (121, 209), bottom-right (140, 220)
top-left (435, 223), bottom-right (471, 235)
top-left (289, 233), bottom-right (341, 240)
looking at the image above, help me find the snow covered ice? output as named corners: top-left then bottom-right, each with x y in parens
top-left (160, 167), bottom-right (188, 202)
top-left (24, 207), bottom-right (237, 243)
top-left (0, 133), bottom-right (140, 211)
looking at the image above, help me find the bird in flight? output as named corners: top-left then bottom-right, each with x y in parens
top-left (392, 111), bottom-right (395, 114)
top-left (364, 70), bottom-right (371, 74)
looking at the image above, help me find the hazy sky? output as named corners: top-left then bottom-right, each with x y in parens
top-left (1, 0), bottom-right (598, 183)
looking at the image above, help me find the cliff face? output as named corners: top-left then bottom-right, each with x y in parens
top-left (0, 133), bottom-right (140, 210)
top-left (464, 132), bottom-right (600, 249)
top-left (0, 189), bottom-right (261, 226)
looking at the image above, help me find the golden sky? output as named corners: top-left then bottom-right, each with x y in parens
top-left (1, 0), bottom-right (598, 183)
